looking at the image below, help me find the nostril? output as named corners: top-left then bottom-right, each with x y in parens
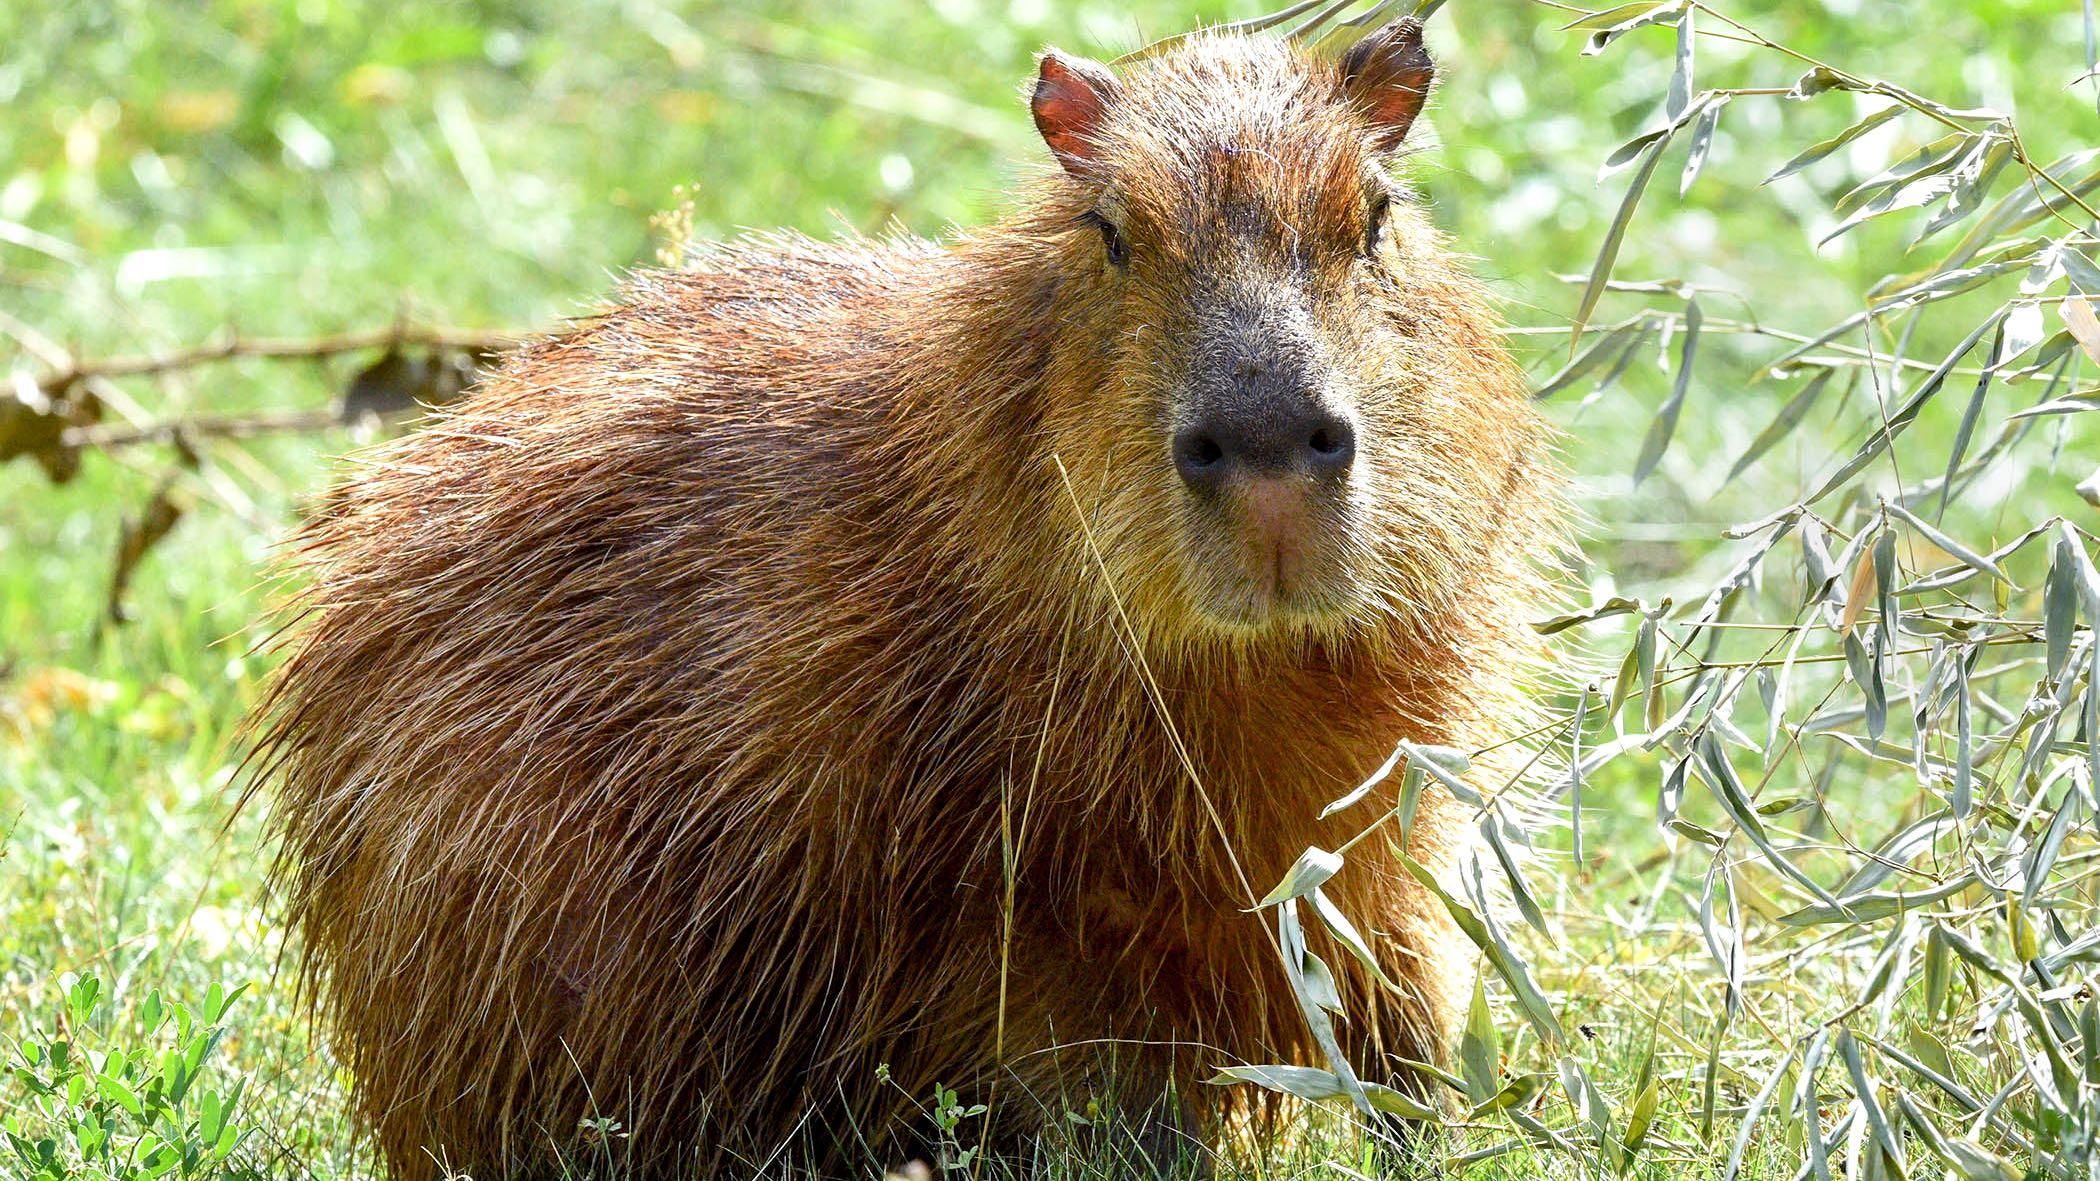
top-left (1305, 415), bottom-right (1356, 473)
top-left (1173, 428), bottom-right (1228, 489)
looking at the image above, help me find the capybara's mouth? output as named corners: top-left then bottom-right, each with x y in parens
top-left (1195, 564), bottom-right (1357, 630)
top-left (1178, 469), bottom-right (1362, 630)
top-left (1181, 516), bottom-right (1361, 631)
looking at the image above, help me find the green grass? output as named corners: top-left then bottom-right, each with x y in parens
top-left (7, 0), bottom-right (2100, 1177)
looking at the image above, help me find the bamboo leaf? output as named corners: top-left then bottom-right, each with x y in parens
top-left (1820, 132), bottom-right (1982, 245)
top-left (1576, 0), bottom-right (1687, 54)
top-left (1468, 1073), bottom-right (1548, 1119)
top-left (1535, 595), bottom-right (1642, 634)
top-left (1914, 136), bottom-right (2013, 243)
top-left (1308, 886), bottom-right (1403, 991)
top-left (1681, 95), bottom-right (1725, 195)
top-left (1321, 740), bottom-right (1404, 819)
top-left (1936, 323), bottom-right (2001, 519)
top-left (1208, 1062), bottom-right (1424, 1112)
top-left (1401, 855), bottom-right (1565, 1049)
top-left (1805, 312), bottom-right (2001, 503)
top-left (1276, 901), bottom-right (1374, 1118)
top-left (1665, 6), bottom-right (1693, 123)
top-left (1832, 131), bottom-right (1973, 215)
top-left (1571, 136), bottom-right (1669, 355)
top-left (1391, 739), bottom-right (1480, 806)
top-left (1766, 104), bottom-right (1904, 183)
top-left (2063, 295), bottom-right (2100, 364)
top-left (1836, 1029), bottom-right (1907, 1173)
top-left (1725, 368), bottom-right (1835, 483)
top-left (1561, 0), bottom-right (1672, 33)
top-left (1258, 846), bottom-right (1343, 907)
top-left (1483, 812), bottom-right (1549, 935)
top-left (1620, 1005), bottom-right (1664, 1160)
top-left (1633, 296), bottom-right (1700, 484)
top-left (1885, 499), bottom-right (2009, 584)
top-left (1459, 976), bottom-right (1498, 1106)
top-left (2048, 529), bottom-right (2081, 680)
top-left (1952, 650), bottom-right (1973, 819)
top-left (1534, 320), bottom-right (1646, 400)
top-left (1699, 858), bottom-right (1746, 1012)
top-left (1722, 1041), bottom-right (1802, 1181)
top-left (1696, 732), bottom-right (1843, 907)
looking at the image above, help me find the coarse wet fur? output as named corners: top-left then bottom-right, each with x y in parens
top-left (248, 22), bottom-right (1563, 1181)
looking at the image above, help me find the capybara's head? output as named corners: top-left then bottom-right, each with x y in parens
top-left (1026, 23), bottom-right (1533, 643)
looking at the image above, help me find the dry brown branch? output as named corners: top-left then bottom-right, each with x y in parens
top-left (65, 410), bottom-right (344, 451)
top-left (3, 322), bottom-right (536, 475)
top-left (2, 320), bottom-right (539, 625)
top-left (37, 324), bottom-right (523, 397)
top-left (106, 475), bottom-right (186, 625)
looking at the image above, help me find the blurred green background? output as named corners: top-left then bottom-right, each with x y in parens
top-left (5, 0), bottom-right (2099, 1176)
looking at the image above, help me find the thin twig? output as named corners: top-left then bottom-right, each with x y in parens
top-left (36, 324), bottom-right (523, 396)
top-left (64, 410), bottom-right (345, 451)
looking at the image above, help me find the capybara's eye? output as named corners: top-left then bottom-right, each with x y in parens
top-left (1081, 210), bottom-right (1129, 267)
top-left (1364, 194), bottom-right (1392, 257)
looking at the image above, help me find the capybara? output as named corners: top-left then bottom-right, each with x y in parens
top-left (250, 19), bottom-right (1562, 1179)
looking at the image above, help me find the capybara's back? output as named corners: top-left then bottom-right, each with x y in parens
top-left (253, 22), bottom-right (1561, 1178)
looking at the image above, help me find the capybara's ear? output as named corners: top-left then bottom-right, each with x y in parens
top-left (1338, 18), bottom-right (1435, 153)
top-left (1031, 50), bottom-right (1120, 178)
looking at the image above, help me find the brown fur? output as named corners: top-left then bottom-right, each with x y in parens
top-left (249, 26), bottom-right (1562, 1180)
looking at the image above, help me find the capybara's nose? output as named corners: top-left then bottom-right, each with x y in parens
top-left (1173, 405), bottom-right (1355, 493)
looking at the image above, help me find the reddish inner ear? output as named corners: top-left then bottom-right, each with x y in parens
top-left (1356, 68), bottom-right (1430, 136)
top-left (1341, 21), bottom-right (1435, 151)
top-left (1032, 54), bottom-right (1115, 175)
